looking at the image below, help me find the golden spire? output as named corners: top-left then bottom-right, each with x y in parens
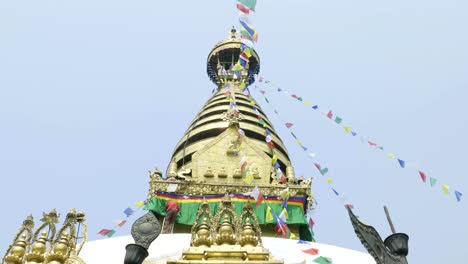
top-left (167, 30), bottom-right (292, 184)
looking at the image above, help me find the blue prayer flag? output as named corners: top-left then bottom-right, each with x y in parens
top-left (124, 207), bottom-right (134, 217)
top-left (351, 131), bottom-right (357, 136)
top-left (332, 188), bottom-right (339, 196)
top-left (312, 105), bottom-right (318, 109)
top-left (455, 191), bottom-right (463, 202)
top-left (397, 159), bottom-right (405, 168)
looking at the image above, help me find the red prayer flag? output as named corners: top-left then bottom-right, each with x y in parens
top-left (98, 229), bottom-right (112, 236)
top-left (259, 76), bottom-right (264, 82)
top-left (302, 248), bottom-right (319, 255)
top-left (418, 171), bottom-right (427, 183)
top-left (345, 204), bottom-right (354, 210)
top-left (309, 217), bottom-right (315, 229)
top-left (326, 111), bottom-right (333, 119)
top-left (280, 175), bottom-right (287, 184)
top-left (291, 94), bottom-right (298, 99)
top-left (314, 163), bottom-right (321, 171)
top-left (368, 141), bottom-right (377, 147)
top-left (285, 122), bottom-right (294, 128)
top-left (256, 193), bottom-right (264, 207)
top-left (260, 89), bottom-right (266, 94)
top-left (117, 220), bottom-right (127, 227)
top-left (268, 141), bottom-right (275, 149)
top-left (236, 2), bottom-right (251, 14)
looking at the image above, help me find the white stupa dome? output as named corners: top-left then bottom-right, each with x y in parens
top-left (80, 234), bottom-right (376, 264)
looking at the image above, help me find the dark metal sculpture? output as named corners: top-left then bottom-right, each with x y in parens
top-left (347, 207), bottom-right (409, 264)
top-left (124, 211), bottom-right (161, 264)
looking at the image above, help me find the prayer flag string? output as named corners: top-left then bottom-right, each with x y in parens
top-left (255, 76), bottom-right (462, 203)
top-left (97, 200), bottom-right (146, 238)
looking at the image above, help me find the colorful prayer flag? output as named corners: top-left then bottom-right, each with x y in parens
top-left (302, 248), bottom-right (319, 255)
top-left (279, 208), bottom-right (288, 222)
top-left (332, 188), bottom-right (339, 196)
top-left (116, 220), bottom-right (127, 227)
top-left (326, 110), bottom-right (333, 119)
top-left (135, 201), bottom-right (145, 208)
top-left (320, 168), bottom-right (329, 176)
top-left (368, 141), bottom-right (377, 147)
top-left (455, 191), bottom-right (463, 202)
top-left (305, 100), bottom-right (311, 106)
top-left (387, 152), bottom-right (395, 159)
top-left (334, 117), bottom-right (342, 124)
top-left (250, 186), bottom-right (264, 207)
top-left (266, 206), bottom-right (274, 222)
top-left (312, 105), bottom-right (319, 109)
top-left (430, 177), bottom-right (437, 187)
top-left (343, 126), bottom-right (352, 133)
top-left (418, 171), bottom-right (427, 183)
top-left (124, 208), bottom-right (134, 217)
top-left (106, 229), bottom-right (116, 237)
top-left (285, 122), bottom-right (294, 128)
top-left (98, 229), bottom-right (112, 236)
top-left (237, 0), bottom-right (257, 12)
top-left (326, 178), bottom-right (333, 184)
top-left (442, 184), bottom-right (450, 195)
top-left (309, 217), bottom-right (315, 229)
top-left (313, 256), bottom-right (332, 264)
top-left (397, 159), bottom-right (405, 168)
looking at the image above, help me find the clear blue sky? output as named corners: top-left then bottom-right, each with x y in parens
top-left (1, 1), bottom-right (467, 263)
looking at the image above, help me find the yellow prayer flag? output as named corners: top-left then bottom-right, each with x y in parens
top-left (297, 140), bottom-right (303, 146)
top-left (244, 171), bottom-right (254, 184)
top-left (326, 178), bottom-right (333, 184)
top-left (281, 208), bottom-right (289, 219)
top-left (266, 206), bottom-right (274, 222)
top-left (272, 154), bottom-right (278, 165)
top-left (239, 81), bottom-right (246, 89)
top-left (387, 152), bottom-right (395, 159)
top-left (442, 184), bottom-right (450, 195)
top-left (135, 201), bottom-right (145, 208)
top-left (289, 233), bottom-right (297, 239)
top-left (343, 126), bottom-right (352, 133)
top-left (305, 100), bottom-right (311, 106)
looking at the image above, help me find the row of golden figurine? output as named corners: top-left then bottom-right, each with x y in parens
top-left (2, 209), bottom-right (87, 264)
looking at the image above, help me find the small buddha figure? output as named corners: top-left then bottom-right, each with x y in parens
top-left (226, 138), bottom-right (239, 155)
top-left (233, 168), bottom-right (242, 178)
top-left (252, 167), bottom-right (261, 179)
top-left (217, 167), bottom-right (227, 178)
top-left (270, 170), bottom-right (279, 185)
top-left (204, 166), bottom-right (214, 177)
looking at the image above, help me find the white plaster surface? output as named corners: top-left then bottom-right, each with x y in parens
top-left (80, 234), bottom-right (376, 264)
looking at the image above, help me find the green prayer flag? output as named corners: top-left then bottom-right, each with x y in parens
top-left (313, 256), bottom-right (332, 264)
top-left (430, 177), bottom-right (437, 187)
top-left (334, 117), bottom-right (342, 124)
top-left (238, 0), bottom-right (257, 10)
top-left (265, 97), bottom-right (269, 103)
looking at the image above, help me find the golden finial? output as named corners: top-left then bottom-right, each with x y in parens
top-left (167, 158), bottom-right (178, 178)
top-left (192, 218), bottom-right (213, 247)
top-left (286, 162), bottom-right (296, 183)
top-left (46, 232), bottom-right (71, 264)
top-left (25, 231), bottom-right (47, 263)
top-left (240, 217), bottom-right (258, 247)
top-left (216, 214), bottom-right (236, 245)
top-left (4, 234), bottom-right (27, 264)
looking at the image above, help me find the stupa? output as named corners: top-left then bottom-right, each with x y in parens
top-left (2, 29), bottom-right (409, 264)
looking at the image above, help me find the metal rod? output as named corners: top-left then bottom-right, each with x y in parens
top-left (76, 222), bottom-right (81, 245)
top-left (384, 205), bottom-right (396, 234)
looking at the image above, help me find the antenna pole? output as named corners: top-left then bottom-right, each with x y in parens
top-left (383, 205), bottom-right (396, 234)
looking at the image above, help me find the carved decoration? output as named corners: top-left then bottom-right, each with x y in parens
top-left (130, 211), bottom-right (161, 250)
top-left (347, 207), bottom-right (408, 264)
